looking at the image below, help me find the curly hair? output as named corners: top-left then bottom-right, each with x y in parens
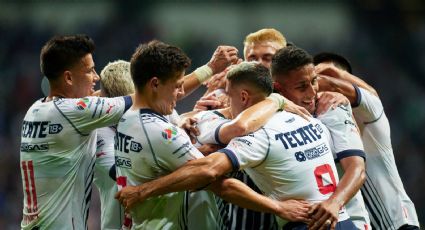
top-left (130, 40), bottom-right (191, 89)
top-left (100, 60), bottom-right (134, 97)
top-left (40, 34), bottom-right (95, 80)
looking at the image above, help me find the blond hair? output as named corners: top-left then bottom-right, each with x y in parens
top-left (100, 60), bottom-right (135, 97)
top-left (243, 28), bottom-right (287, 48)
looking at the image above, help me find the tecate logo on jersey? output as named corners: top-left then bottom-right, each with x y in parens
top-left (115, 156), bottom-right (132, 169)
top-left (294, 143), bottom-right (329, 162)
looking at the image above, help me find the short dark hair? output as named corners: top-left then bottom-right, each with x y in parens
top-left (130, 40), bottom-right (191, 89)
top-left (40, 34), bottom-right (95, 80)
top-left (313, 52), bottom-right (352, 74)
top-left (271, 46), bottom-right (313, 79)
top-left (227, 62), bottom-right (273, 96)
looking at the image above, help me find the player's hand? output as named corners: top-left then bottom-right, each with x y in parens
top-left (91, 90), bottom-right (101, 97)
top-left (315, 63), bottom-right (345, 79)
top-left (115, 185), bottom-right (146, 212)
top-left (205, 69), bottom-right (228, 91)
top-left (197, 144), bottom-right (221, 156)
top-left (193, 93), bottom-right (222, 111)
top-left (179, 117), bottom-right (199, 144)
top-left (207, 46), bottom-right (239, 74)
top-left (275, 199), bottom-right (311, 223)
top-left (283, 99), bottom-right (311, 120)
top-left (315, 92), bottom-right (349, 115)
top-left (307, 199), bottom-right (339, 230)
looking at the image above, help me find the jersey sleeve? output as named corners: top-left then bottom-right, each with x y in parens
top-left (317, 104), bottom-right (365, 162)
top-left (95, 127), bottom-right (117, 180)
top-left (55, 96), bottom-right (132, 135)
top-left (194, 110), bottom-right (229, 146)
top-left (352, 85), bottom-right (385, 124)
top-left (149, 123), bottom-right (205, 171)
top-left (217, 129), bottom-right (269, 172)
top-left (165, 109), bottom-right (181, 125)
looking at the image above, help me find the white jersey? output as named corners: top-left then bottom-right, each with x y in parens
top-left (218, 111), bottom-right (349, 227)
top-left (94, 127), bottom-right (124, 230)
top-left (353, 86), bottom-right (419, 229)
top-left (20, 96), bottom-right (131, 230)
top-left (317, 104), bottom-right (370, 230)
top-left (193, 110), bottom-right (229, 146)
top-left (115, 108), bottom-right (224, 230)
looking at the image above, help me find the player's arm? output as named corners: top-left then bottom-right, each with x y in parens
top-left (209, 177), bottom-right (311, 222)
top-left (310, 105), bottom-right (366, 230)
top-left (218, 93), bottom-right (310, 144)
top-left (316, 63), bottom-right (377, 102)
top-left (115, 152), bottom-right (311, 222)
top-left (180, 46), bottom-right (239, 99)
top-left (308, 156), bottom-right (365, 230)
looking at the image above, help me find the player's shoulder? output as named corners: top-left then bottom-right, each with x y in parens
top-left (195, 109), bottom-right (227, 121)
top-left (318, 103), bottom-right (353, 121)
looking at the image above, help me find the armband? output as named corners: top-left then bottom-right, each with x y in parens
top-left (193, 65), bottom-right (213, 83)
top-left (267, 93), bottom-right (285, 110)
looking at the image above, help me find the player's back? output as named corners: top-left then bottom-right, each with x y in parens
top-left (116, 108), bottom-right (223, 230)
top-left (222, 111), bottom-right (350, 227)
top-left (20, 96), bottom-right (129, 230)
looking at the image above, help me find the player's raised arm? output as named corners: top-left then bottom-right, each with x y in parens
top-left (181, 45), bottom-right (239, 98)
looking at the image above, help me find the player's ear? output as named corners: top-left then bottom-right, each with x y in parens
top-left (150, 77), bottom-right (160, 92)
top-left (240, 89), bottom-right (249, 105)
top-left (64, 70), bottom-right (73, 86)
top-left (273, 82), bottom-right (283, 94)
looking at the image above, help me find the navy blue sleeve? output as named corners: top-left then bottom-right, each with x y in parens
top-left (336, 149), bottom-right (366, 162)
top-left (123, 96), bottom-right (132, 112)
top-left (217, 148), bottom-right (240, 172)
top-left (214, 121), bottom-right (231, 146)
top-left (351, 84), bottom-right (362, 108)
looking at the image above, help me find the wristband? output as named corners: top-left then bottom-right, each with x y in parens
top-left (193, 65), bottom-right (213, 83)
top-left (267, 93), bottom-right (285, 110)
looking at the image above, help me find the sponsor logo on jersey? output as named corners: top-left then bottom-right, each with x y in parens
top-left (275, 124), bottom-right (324, 150)
top-left (285, 117), bottom-right (295, 123)
top-left (115, 156), bottom-right (132, 169)
top-left (294, 143), bottom-right (329, 162)
top-left (162, 126), bottom-right (178, 143)
top-left (115, 132), bottom-right (143, 153)
top-left (21, 142), bottom-right (49, 152)
top-left (76, 98), bottom-right (90, 110)
top-left (48, 124), bottom-right (63, 134)
top-left (22, 121), bottom-right (50, 138)
top-left (235, 138), bottom-right (252, 146)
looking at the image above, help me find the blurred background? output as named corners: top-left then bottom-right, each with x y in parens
top-left (0, 0), bottom-right (424, 228)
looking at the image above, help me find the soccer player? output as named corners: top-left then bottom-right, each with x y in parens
top-left (271, 46), bottom-right (369, 229)
top-left (314, 52), bottom-right (420, 230)
top-left (20, 35), bottom-right (133, 229)
top-left (93, 60), bottom-right (135, 229)
top-left (116, 60), bottom-right (357, 230)
top-left (115, 41), bottom-right (311, 229)
top-left (192, 28), bottom-right (289, 230)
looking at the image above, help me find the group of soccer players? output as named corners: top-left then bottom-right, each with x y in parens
top-left (19, 28), bottom-right (420, 230)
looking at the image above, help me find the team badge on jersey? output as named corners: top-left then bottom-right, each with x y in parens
top-left (162, 126), bottom-right (178, 143)
top-left (76, 98), bottom-right (90, 110)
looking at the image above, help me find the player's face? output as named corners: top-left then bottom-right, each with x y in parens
top-left (156, 71), bottom-right (185, 115)
top-left (244, 41), bottom-right (282, 69)
top-left (69, 54), bottom-right (99, 98)
top-left (225, 81), bottom-right (245, 118)
top-left (275, 64), bottom-right (318, 113)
